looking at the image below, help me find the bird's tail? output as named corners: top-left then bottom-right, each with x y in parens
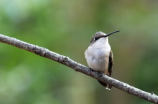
top-left (98, 80), bottom-right (112, 90)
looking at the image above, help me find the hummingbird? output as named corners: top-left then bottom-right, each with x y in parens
top-left (85, 30), bottom-right (119, 90)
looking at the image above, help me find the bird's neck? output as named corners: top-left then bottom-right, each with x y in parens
top-left (91, 37), bottom-right (109, 48)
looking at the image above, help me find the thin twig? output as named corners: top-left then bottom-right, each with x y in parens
top-left (0, 34), bottom-right (158, 104)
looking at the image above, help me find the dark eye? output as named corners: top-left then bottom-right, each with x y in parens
top-left (94, 37), bottom-right (99, 41)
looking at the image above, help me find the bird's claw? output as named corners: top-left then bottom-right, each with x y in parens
top-left (98, 71), bottom-right (103, 78)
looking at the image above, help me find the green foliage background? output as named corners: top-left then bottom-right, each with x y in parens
top-left (0, 0), bottom-right (158, 104)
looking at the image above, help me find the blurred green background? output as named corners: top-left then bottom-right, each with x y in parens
top-left (0, 0), bottom-right (158, 104)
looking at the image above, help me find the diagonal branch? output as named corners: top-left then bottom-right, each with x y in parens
top-left (0, 34), bottom-right (158, 104)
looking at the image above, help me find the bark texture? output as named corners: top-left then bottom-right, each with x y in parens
top-left (0, 34), bottom-right (158, 104)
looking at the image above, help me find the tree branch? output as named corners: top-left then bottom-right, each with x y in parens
top-left (0, 34), bottom-right (157, 104)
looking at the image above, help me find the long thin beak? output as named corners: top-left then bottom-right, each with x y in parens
top-left (103, 30), bottom-right (120, 37)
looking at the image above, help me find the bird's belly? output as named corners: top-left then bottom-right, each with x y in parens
top-left (87, 56), bottom-right (109, 72)
top-left (85, 48), bottom-right (110, 72)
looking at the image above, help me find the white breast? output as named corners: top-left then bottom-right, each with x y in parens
top-left (85, 38), bottom-right (111, 72)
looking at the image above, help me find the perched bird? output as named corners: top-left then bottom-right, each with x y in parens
top-left (85, 30), bottom-right (119, 90)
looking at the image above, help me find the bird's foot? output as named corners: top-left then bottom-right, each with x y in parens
top-left (89, 68), bottom-right (93, 76)
top-left (98, 71), bottom-right (103, 78)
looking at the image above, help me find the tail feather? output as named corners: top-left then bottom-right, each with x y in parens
top-left (98, 80), bottom-right (112, 90)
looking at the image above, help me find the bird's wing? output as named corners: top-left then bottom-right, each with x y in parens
top-left (108, 50), bottom-right (113, 76)
top-left (98, 50), bottom-right (113, 89)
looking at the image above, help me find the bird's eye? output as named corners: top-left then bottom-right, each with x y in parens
top-left (94, 37), bottom-right (99, 41)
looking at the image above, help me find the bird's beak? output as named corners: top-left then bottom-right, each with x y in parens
top-left (103, 30), bottom-right (120, 37)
